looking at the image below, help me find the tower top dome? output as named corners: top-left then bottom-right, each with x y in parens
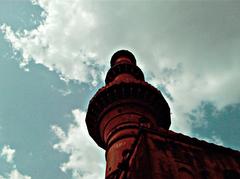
top-left (110, 49), bottom-right (136, 67)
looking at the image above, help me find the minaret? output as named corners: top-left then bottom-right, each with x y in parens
top-left (86, 50), bottom-right (171, 178)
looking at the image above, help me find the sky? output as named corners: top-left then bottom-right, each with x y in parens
top-left (0, 0), bottom-right (240, 178)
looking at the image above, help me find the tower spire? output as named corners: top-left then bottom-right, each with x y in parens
top-left (105, 50), bottom-right (144, 85)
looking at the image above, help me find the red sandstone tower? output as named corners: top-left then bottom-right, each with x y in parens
top-left (86, 50), bottom-right (240, 179)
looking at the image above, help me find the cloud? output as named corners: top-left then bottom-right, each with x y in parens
top-left (0, 146), bottom-right (31, 179)
top-left (51, 109), bottom-right (105, 179)
top-left (7, 170), bottom-right (31, 179)
top-left (50, 85), bottom-right (72, 96)
top-left (0, 0), bottom-right (103, 86)
top-left (0, 170), bottom-right (31, 179)
top-left (0, 170), bottom-right (30, 179)
top-left (1, 145), bottom-right (15, 163)
top-left (1, 0), bottom-right (240, 135)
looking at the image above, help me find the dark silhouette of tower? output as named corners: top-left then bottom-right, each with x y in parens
top-left (86, 50), bottom-right (240, 179)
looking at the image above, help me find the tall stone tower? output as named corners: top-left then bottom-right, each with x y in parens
top-left (86, 50), bottom-right (240, 179)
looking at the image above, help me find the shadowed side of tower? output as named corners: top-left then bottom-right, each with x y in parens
top-left (85, 50), bottom-right (171, 178)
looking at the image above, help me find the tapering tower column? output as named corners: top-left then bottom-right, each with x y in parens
top-left (86, 50), bottom-right (171, 179)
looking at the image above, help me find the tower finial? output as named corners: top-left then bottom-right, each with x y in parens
top-left (105, 50), bottom-right (144, 84)
top-left (110, 49), bottom-right (136, 67)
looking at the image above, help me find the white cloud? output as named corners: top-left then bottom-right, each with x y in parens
top-left (0, 0), bottom-right (102, 86)
top-left (0, 169), bottom-right (31, 179)
top-left (0, 170), bottom-right (30, 179)
top-left (0, 146), bottom-right (31, 179)
top-left (7, 170), bottom-right (31, 179)
top-left (1, 0), bottom-right (240, 135)
top-left (51, 109), bottom-right (105, 179)
top-left (1, 145), bottom-right (15, 163)
top-left (50, 85), bottom-right (72, 96)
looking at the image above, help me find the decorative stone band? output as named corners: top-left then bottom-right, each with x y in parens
top-left (85, 80), bottom-right (171, 149)
top-left (105, 63), bottom-right (145, 84)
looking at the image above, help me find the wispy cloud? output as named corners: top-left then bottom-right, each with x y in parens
top-left (50, 85), bottom-right (72, 96)
top-left (0, 146), bottom-right (31, 179)
top-left (6, 169), bottom-right (31, 179)
top-left (51, 109), bottom-right (105, 179)
top-left (1, 145), bottom-right (15, 163)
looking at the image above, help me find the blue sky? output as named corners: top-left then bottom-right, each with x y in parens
top-left (0, 0), bottom-right (240, 179)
